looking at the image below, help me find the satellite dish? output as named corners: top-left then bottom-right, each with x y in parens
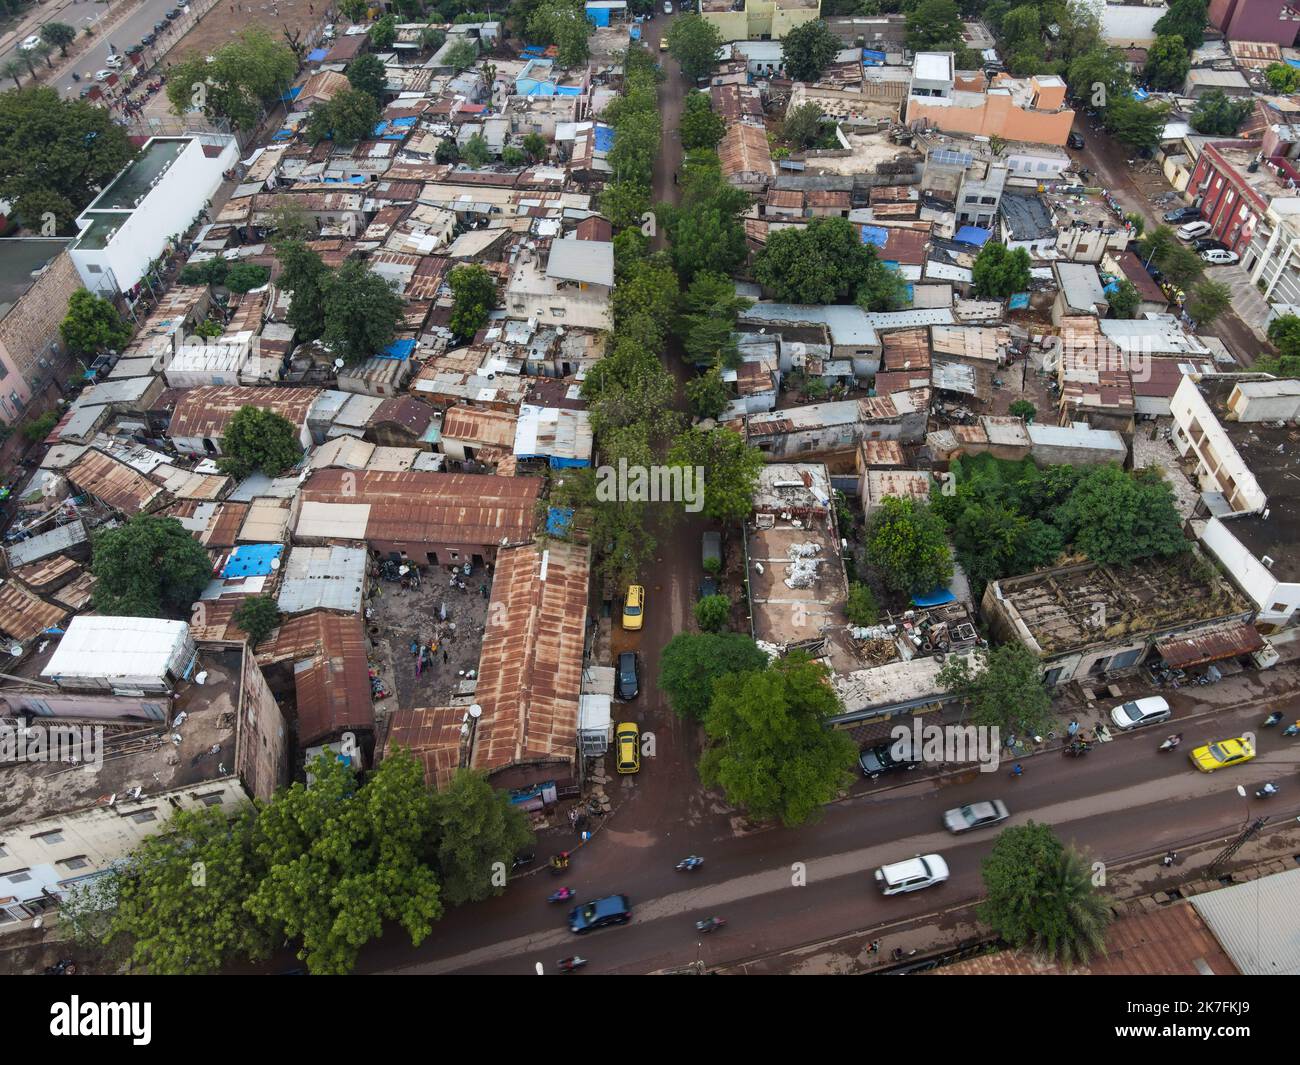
top-left (270, 557), bottom-right (281, 569)
top-left (333, 358), bottom-right (345, 369)
top-left (9, 644), bottom-right (22, 657)
top-left (469, 703), bottom-right (482, 718)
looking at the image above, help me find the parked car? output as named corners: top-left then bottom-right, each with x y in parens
top-left (1193, 237), bottom-right (1228, 252)
top-left (1189, 736), bottom-right (1255, 773)
top-left (1163, 205), bottom-right (1200, 224)
top-left (698, 575), bottom-right (719, 598)
top-left (1067, 132), bottom-right (1085, 150)
top-left (19, 34), bottom-right (41, 51)
top-left (659, 37), bottom-right (667, 51)
top-left (165, 7), bottom-right (181, 18)
top-left (142, 32), bottom-right (157, 46)
top-left (858, 739), bottom-right (918, 780)
top-left (616, 652), bottom-right (639, 701)
top-left (569, 894), bottom-right (632, 934)
top-left (662, 1), bottom-right (672, 12)
top-left (1177, 220), bottom-right (1212, 241)
top-left (93, 69), bottom-right (113, 81)
top-left (615, 721), bottom-right (640, 773)
top-left (702, 530), bottom-right (721, 570)
top-left (126, 44), bottom-right (144, 56)
top-left (621, 584), bottom-right (644, 631)
top-left (153, 21), bottom-right (166, 33)
top-left (943, 800), bottom-right (1010, 834)
top-left (105, 54), bottom-right (124, 69)
top-left (1201, 248), bottom-right (1240, 265)
top-left (1109, 695), bottom-right (1172, 731)
top-left (875, 854), bottom-right (949, 895)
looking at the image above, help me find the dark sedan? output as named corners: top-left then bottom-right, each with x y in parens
top-left (1163, 205), bottom-right (1200, 224)
top-left (858, 740), bottom-right (919, 780)
top-left (617, 651), bottom-right (639, 700)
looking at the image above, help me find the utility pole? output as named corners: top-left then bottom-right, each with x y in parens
top-left (1206, 816), bottom-right (1269, 878)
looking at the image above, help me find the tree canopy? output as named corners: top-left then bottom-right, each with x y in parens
top-left (527, 0), bottom-right (592, 68)
top-left (753, 216), bottom-right (900, 305)
top-left (864, 496), bottom-right (954, 599)
top-left (165, 29), bottom-right (297, 131)
top-left (275, 240), bottom-right (332, 341)
top-left (937, 642), bottom-right (1052, 738)
top-left (667, 427), bottom-right (765, 523)
top-left (347, 53), bottom-right (388, 106)
top-left (1154, 0), bottom-right (1208, 50)
top-left (1190, 89), bottom-right (1252, 136)
top-left (307, 88), bottom-right (381, 145)
top-left (680, 91), bottom-right (725, 151)
top-left (781, 19), bottom-right (840, 82)
top-left (971, 243), bottom-right (1032, 299)
top-left (91, 516), bottom-right (213, 618)
top-left (659, 632), bottom-right (770, 720)
top-left (321, 260), bottom-right (404, 363)
top-left (667, 14), bottom-right (725, 81)
top-left (1144, 34), bottom-right (1191, 92)
top-left (218, 405), bottom-right (304, 480)
top-left (448, 264), bottom-right (498, 342)
top-left (60, 290), bottom-right (131, 357)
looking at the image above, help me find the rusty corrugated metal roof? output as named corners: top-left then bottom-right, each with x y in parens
top-left (441, 405), bottom-right (518, 448)
top-left (0, 580), bottom-right (68, 644)
top-left (66, 448), bottom-right (168, 515)
top-left (1155, 621), bottom-right (1264, 669)
top-left (471, 542), bottom-right (589, 774)
top-left (167, 385), bottom-right (322, 442)
top-left (385, 705), bottom-right (468, 790)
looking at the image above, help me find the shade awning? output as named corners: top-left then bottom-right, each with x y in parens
top-left (1155, 623), bottom-right (1264, 669)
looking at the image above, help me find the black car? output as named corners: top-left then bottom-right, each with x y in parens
top-left (1067, 132), bottom-right (1085, 150)
top-left (154, 21), bottom-right (166, 33)
top-left (511, 851), bottom-right (536, 871)
top-left (858, 740), bottom-right (919, 780)
top-left (165, 7), bottom-right (180, 18)
top-left (126, 43), bottom-right (143, 55)
top-left (617, 651), bottom-right (639, 700)
top-left (699, 575), bottom-right (719, 598)
top-left (1163, 205), bottom-right (1200, 224)
top-left (142, 32), bottom-right (157, 45)
top-left (1194, 237), bottom-right (1228, 253)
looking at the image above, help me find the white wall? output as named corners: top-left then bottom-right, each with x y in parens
top-left (1200, 516), bottom-right (1300, 627)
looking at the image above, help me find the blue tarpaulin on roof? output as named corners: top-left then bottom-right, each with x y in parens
top-left (348, 175), bottom-right (365, 183)
top-left (1008, 292), bottom-right (1030, 309)
top-left (912, 587), bottom-right (956, 608)
top-left (862, 48), bottom-right (886, 65)
top-left (522, 45), bottom-right (546, 56)
top-left (390, 115), bottom-right (417, 127)
top-left (628, 23), bottom-right (640, 37)
top-left (859, 225), bottom-right (888, 248)
top-left (594, 124), bottom-right (615, 152)
top-left (586, 4), bottom-right (610, 26)
top-left (378, 338), bottom-right (417, 360)
top-left (221, 543), bottom-right (284, 579)
top-left (1133, 87), bottom-right (1149, 100)
top-left (272, 129), bottom-right (294, 140)
top-left (307, 48), bottom-right (328, 62)
top-left (555, 85), bottom-right (583, 95)
top-left (954, 225), bottom-right (991, 246)
top-left (373, 120), bottom-right (390, 136)
top-left (1288, 57), bottom-right (1300, 68)
top-left (547, 506), bottom-right (574, 536)
top-left (280, 85), bottom-right (302, 102)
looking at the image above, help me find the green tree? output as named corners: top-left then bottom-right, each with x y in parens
top-left (1185, 279), bottom-right (1231, 326)
top-left (781, 18), bottom-right (840, 82)
top-left (522, 131), bottom-right (547, 161)
top-left (668, 427), bottom-right (764, 523)
top-left (1143, 34), bottom-right (1190, 92)
top-left (430, 770), bottom-right (534, 906)
top-left (753, 216), bottom-right (887, 304)
top-left (680, 91), bottom-right (725, 150)
top-left (1107, 278), bottom-right (1141, 319)
top-left (443, 38), bottom-right (479, 71)
top-left (1008, 399), bottom-right (1036, 422)
top-left (667, 13), bottom-right (725, 81)
top-left (937, 642), bottom-right (1051, 736)
top-left (276, 239), bottom-right (332, 341)
top-left (1052, 465), bottom-right (1188, 566)
top-left (60, 289), bottom-right (131, 357)
top-left (1154, 0), bottom-right (1207, 49)
top-left (225, 262), bottom-right (270, 293)
top-left (448, 264), bottom-right (497, 342)
top-left (781, 101), bottom-right (826, 149)
top-left (347, 53), bottom-right (388, 105)
top-left (0, 88), bottom-right (135, 229)
top-left (92, 516), bottom-right (213, 617)
top-left (369, 13), bottom-right (398, 49)
top-left (659, 631), bottom-right (769, 720)
top-left (1190, 89), bottom-right (1252, 135)
top-left (865, 496), bottom-right (953, 598)
top-left (178, 258), bottom-right (230, 286)
top-left (307, 87), bottom-right (381, 145)
top-left (502, 145), bottom-right (526, 167)
top-left (1137, 223), bottom-right (1177, 269)
top-left (694, 593), bottom-right (731, 632)
top-left (971, 242), bottom-right (1032, 300)
top-left (1066, 45), bottom-right (1130, 108)
top-left (1103, 95), bottom-right (1169, 151)
top-left (857, 261), bottom-right (910, 312)
top-left (700, 654), bottom-right (857, 827)
top-left (1266, 313), bottom-right (1300, 359)
top-left (321, 260), bottom-right (404, 363)
top-left (245, 750), bottom-right (443, 975)
top-left (21, 410), bottom-right (58, 443)
top-left (527, 0), bottom-right (591, 68)
top-left (600, 180), bottom-right (649, 231)
top-left (39, 21), bottom-right (77, 56)
top-left (1157, 242), bottom-right (1204, 291)
top-left (166, 29), bottom-right (297, 131)
top-left (218, 405), bottom-right (304, 479)
top-left (905, 0), bottom-right (965, 52)
top-left (845, 582), bottom-right (879, 626)
top-left (266, 200), bottom-right (317, 240)
top-left (659, 156), bottom-right (749, 281)
top-left (980, 822), bottom-right (1111, 964)
top-left (677, 270), bottom-right (752, 367)
top-left (461, 132), bottom-right (492, 167)
top-left (686, 364), bottom-right (731, 419)
top-left (1265, 62), bottom-right (1300, 94)
top-left (232, 595), bottom-right (282, 648)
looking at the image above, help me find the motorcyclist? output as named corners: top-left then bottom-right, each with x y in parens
top-left (1259, 781), bottom-right (1279, 796)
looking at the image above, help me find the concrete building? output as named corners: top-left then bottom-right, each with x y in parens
top-left (1208, 0), bottom-right (1300, 47)
top-left (0, 240), bottom-right (80, 420)
top-left (699, 0), bottom-right (822, 44)
top-left (505, 237), bottom-right (613, 332)
top-left (1189, 141), bottom-right (1293, 262)
top-left (70, 136), bottom-right (239, 297)
top-left (905, 56), bottom-right (1075, 147)
top-left (1100, 4), bottom-right (1168, 48)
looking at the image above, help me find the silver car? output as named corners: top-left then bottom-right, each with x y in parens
top-left (943, 800), bottom-right (1009, 834)
top-left (1109, 695), bottom-right (1171, 731)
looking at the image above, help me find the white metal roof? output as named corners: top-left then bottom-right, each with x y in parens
top-left (42, 616), bottom-right (192, 685)
top-left (1190, 867), bottom-right (1300, 975)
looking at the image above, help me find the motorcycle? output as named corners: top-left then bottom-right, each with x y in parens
top-left (1256, 782), bottom-right (1279, 799)
top-left (1063, 740), bottom-right (1092, 758)
top-left (1263, 711), bottom-right (1283, 727)
top-left (549, 851), bottom-right (571, 875)
top-left (556, 956), bottom-right (587, 972)
top-left (695, 917), bottom-right (726, 934)
top-left (1158, 734), bottom-right (1183, 753)
top-left (1282, 723), bottom-right (1299, 737)
top-left (511, 851), bottom-right (535, 871)
top-left (676, 856), bottom-right (704, 871)
top-left (71, 72), bottom-right (81, 82)
top-left (547, 887), bottom-right (575, 903)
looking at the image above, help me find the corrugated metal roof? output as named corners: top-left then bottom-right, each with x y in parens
top-left (66, 448), bottom-right (168, 515)
top-left (441, 405), bottom-right (518, 448)
top-left (1190, 867), bottom-right (1300, 975)
top-left (1155, 621), bottom-right (1264, 668)
top-left (276, 545), bottom-right (367, 614)
top-left (472, 541), bottom-right (590, 773)
top-left (168, 385), bottom-right (321, 442)
top-left (42, 616), bottom-right (192, 685)
top-left (385, 705), bottom-right (468, 790)
top-left (0, 581), bottom-right (68, 644)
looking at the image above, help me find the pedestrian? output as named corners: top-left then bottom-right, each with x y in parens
top-left (1162, 851), bottom-right (1176, 867)
top-left (868, 940), bottom-right (879, 955)
top-left (442, 649), bottom-right (448, 665)
top-left (480, 582), bottom-right (488, 598)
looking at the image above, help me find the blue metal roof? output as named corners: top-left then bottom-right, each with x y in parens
top-left (221, 543), bottom-right (284, 579)
top-left (912, 586), bottom-right (956, 608)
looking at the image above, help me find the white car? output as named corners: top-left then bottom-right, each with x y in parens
top-left (943, 800), bottom-right (1009, 834)
top-left (1201, 248), bottom-right (1239, 265)
top-left (663, 1), bottom-right (672, 12)
top-left (105, 54), bottom-right (124, 69)
top-left (20, 34), bottom-right (41, 51)
top-left (1109, 695), bottom-right (1172, 731)
top-left (1177, 220), bottom-right (1212, 241)
top-left (875, 854), bottom-right (949, 895)
top-left (93, 69), bottom-right (113, 81)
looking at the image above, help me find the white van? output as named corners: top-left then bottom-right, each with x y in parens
top-left (1109, 695), bottom-right (1171, 731)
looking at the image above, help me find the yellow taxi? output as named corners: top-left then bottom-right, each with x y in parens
top-left (659, 38), bottom-right (667, 51)
top-left (1189, 735), bottom-right (1255, 773)
top-left (622, 584), bottom-right (645, 631)
top-left (616, 722), bottom-right (640, 774)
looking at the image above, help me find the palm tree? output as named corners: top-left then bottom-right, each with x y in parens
top-left (33, 41), bottom-right (55, 70)
top-left (1028, 848), bottom-right (1112, 966)
top-left (1, 57), bottom-right (25, 91)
